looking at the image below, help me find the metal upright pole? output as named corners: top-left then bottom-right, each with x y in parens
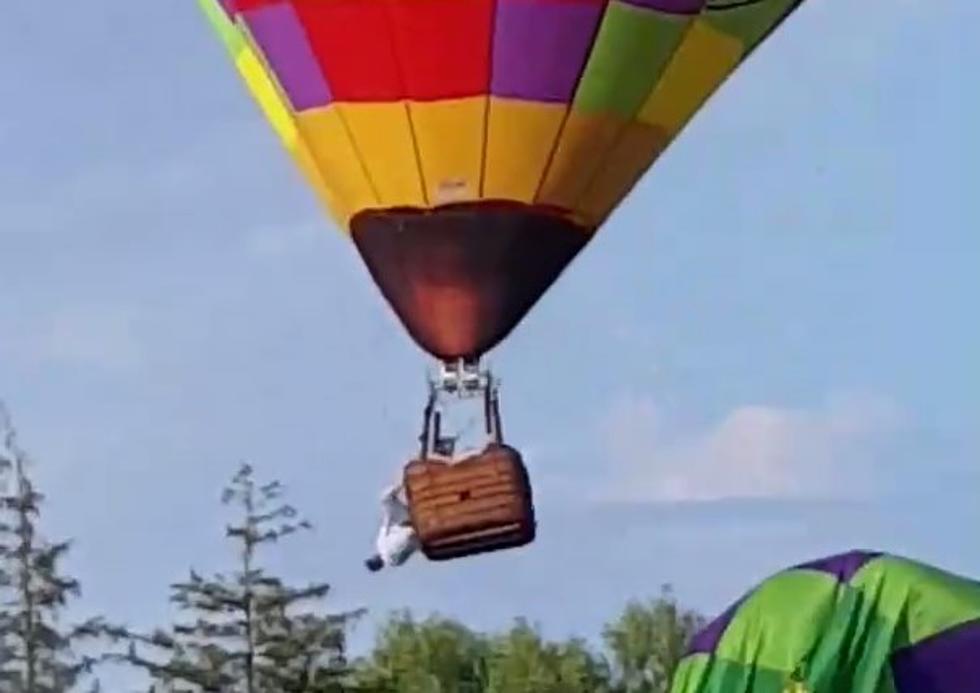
top-left (491, 384), bottom-right (503, 444)
top-left (419, 387), bottom-right (435, 459)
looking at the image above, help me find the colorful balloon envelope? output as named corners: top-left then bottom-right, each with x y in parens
top-left (671, 550), bottom-right (980, 693)
top-left (201, 0), bottom-right (803, 360)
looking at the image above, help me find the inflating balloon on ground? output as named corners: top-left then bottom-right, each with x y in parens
top-left (671, 550), bottom-right (980, 693)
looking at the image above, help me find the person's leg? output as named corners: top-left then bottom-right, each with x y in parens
top-left (388, 525), bottom-right (419, 566)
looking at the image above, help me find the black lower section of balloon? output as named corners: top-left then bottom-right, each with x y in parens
top-left (350, 201), bottom-right (590, 360)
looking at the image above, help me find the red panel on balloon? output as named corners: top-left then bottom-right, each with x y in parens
top-left (387, 0), bottom-right (494, 100)
top-left (291, 0), bottom-right (402, 102)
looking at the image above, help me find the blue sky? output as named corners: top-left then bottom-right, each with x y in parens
top-left (1, 0), bottom-right (978, 686)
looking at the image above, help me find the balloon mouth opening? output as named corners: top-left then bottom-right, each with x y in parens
top-left (353, 199), bottom-right (585, 225)
top-left (350, 201), bottom-right (592, 360)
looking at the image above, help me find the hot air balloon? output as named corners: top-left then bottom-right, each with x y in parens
top-left (671, 550), bottom-right (980, 693)
top-left (199, 0), bottom-right (806, 559)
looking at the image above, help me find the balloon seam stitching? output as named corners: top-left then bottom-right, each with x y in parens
top-left (530, 0), bottom-right (615, 208)
top-left (478, 0), bottom-right (500, 199)
top-left (574, 4), bottom-right (708, 225)
top-left (382, 0), bottom-right (431, 207)
top-left (239, 7), bottom-right (368, 226)
top-left (282, 4), bottom-right (384, 210)
top-left (336, 105), bottom-right (383, 208)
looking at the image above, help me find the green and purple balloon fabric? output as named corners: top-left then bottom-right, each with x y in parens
top-left (671, 551), bottom-right (980, 693)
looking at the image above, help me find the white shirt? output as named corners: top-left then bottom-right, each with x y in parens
top-left (376, 485), bottom-right (419, 567)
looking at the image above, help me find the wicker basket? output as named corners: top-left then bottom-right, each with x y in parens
top-left (403, 444), bottom-right (536, 561)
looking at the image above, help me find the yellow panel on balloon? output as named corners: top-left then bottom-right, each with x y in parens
top-left (234, 43), bottom-right (351, 229)
top-left (483, 98), bottom-right (566, 203)
top-left (292, 142), bottom-right (354, 229)
top-left (537, 110), bottom-right (626, 211)
top-left (577, 122), bottom-right (670, 226)
top-left (339, 102), bottom-right (426, 208)
top-left (233, 35), bottom-right (295, 151)
top-left (296, 107), bottom-right (377, 224)
top-left (636, 18), bottom-right (744, 138)
top-left (410, 97), bottom-right (486, 205)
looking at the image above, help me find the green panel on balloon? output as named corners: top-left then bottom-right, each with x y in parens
top-left (200, 0), bottom-right (244, 53)
top-left (672, 654), bottom-right (788, 692)
top-left (705, 0), bottom-right (801, 47)
top-left (851, 556), bottom-right (980, 646)
top-left (681, 580), bottom-right (902, 693)
top-left (671, 551), bottom-right (980, 693)
top-left (574, 2), bottom-right (691, 118)
top-left (715, 571), bottom-right (839, 671)
top-left (801, 585), bottom-right (899, 693)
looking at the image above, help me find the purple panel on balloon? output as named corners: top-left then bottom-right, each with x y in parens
top-left (892, 619), bottom-right (980, 692)
top-left (242, 3), bottom-right (332, 110)
top-left (793, 550), bottom-right (882, 583)
top-left (618, 0), bottom-right (705, 13)
top-left (687, 597), bottom-right (745, 654)
top-left (491, 0), bottom-right (604, 102)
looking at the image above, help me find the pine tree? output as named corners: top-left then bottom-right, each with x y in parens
top-left (0, 402), bottom-right (105, 693)
top-left (115, 463), bottom-right (365, 692)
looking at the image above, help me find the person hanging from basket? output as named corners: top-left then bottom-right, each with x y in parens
top-left (364, 482), bottom-right (419, 572)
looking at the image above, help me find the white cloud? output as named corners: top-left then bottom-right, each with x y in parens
top-left (599, 391), bottom-right (903, 503)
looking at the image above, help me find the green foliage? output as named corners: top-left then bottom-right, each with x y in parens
top-left (353, 612), bottom-right (490, 693)
top-left (113, 463), bottom-right (364, 692)
top-left (0, 402), bottom-right (105, 693)
top-left (484, 620), bottom-right (610, 693)
top-left (602, 585), bottom-right (706, 693)
top-left (353, 590), bottom-right (701, 693)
